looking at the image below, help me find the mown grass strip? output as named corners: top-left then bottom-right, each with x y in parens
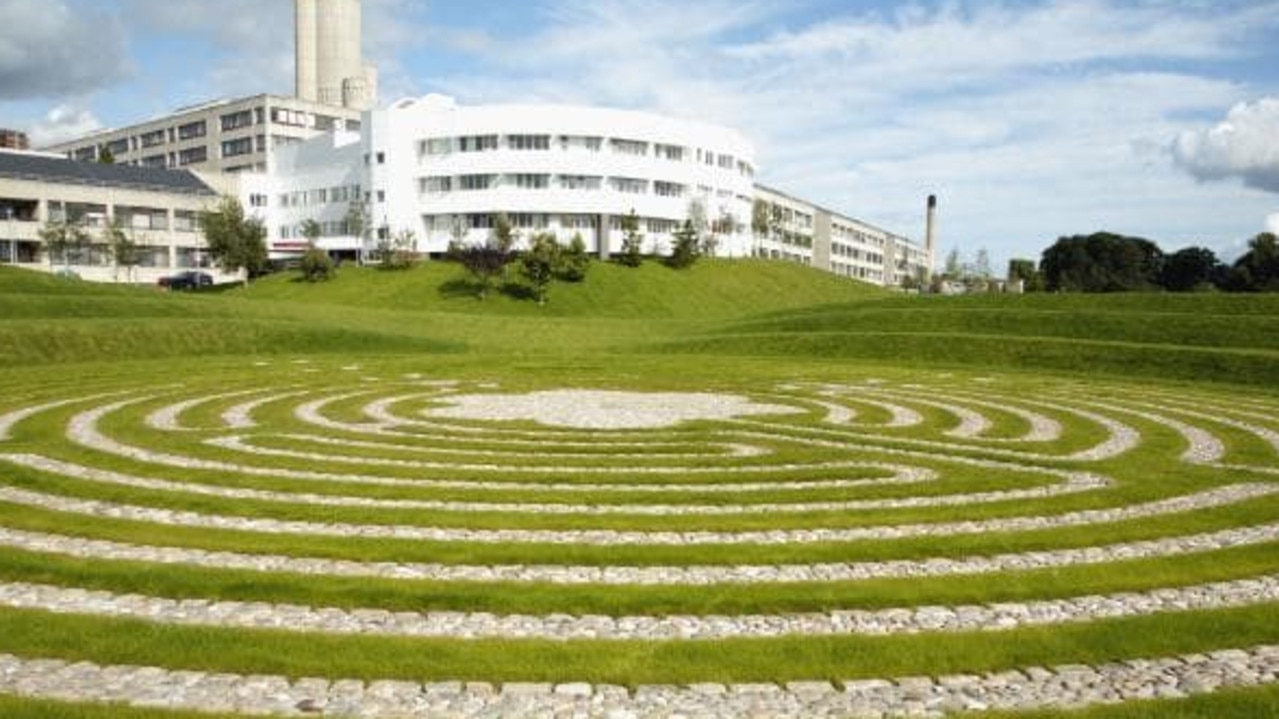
top-left (0, 604), bottom-right (1277, 685)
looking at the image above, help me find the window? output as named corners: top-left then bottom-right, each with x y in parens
top-left (376, 190), bottom-right (386, 203)
top-left (105, 139), bottom-right (129, 156)
top-left (559, 175), bottom-right (602, 191)
top-left (174, 211), bottom-right (197, 232)
top-left (511, 174), bottom-right (549, 190)
top-left (609, 177), bottom-right (647, 194)
top-left (561, 214), bottom-right (595, 230)
top-left (220, 110), bottom-right (253, 132)
top-left (177, 146), bottom-right (208, 165)
top-left (421, 177), bottom-right (452, 193)
top-left (458, 174), bottom-right (495, 191)
top-left (459, 135), bottom-right (498, 152)
top-left (73, 147), bottom-right (97, 162)
top-left (140, 130), bottom-right (166, 148)
top-left (718, 154), bottom-right (735, 169)
top-left (248, 194), bottom-right (268, 209)
top-left (508, 134), bottom-right (550, 151)
top-left (376, 152), bottom-right (385, 164)
top-left (308, 189), bottom-right (328, 205)
top-left (271, 108), bottom-right (308, 127)
top-left (177, 121), bottom-right (207, 141)
top-left (140, 155), bottom-right (167, 169)
top-left (654, 181), bottom-right (685, 198)
top-left (467, 214), bottom-right (495, 230)
top-left (611, 139), bottom-right (648, 156)
top-left (423, 138), bottom-right (452, 155)
top-left (509, 213), bottom-right (548, 230)
top-left (315, 115), bottom-right (338, 131)
top-left (221, 137), bottom-right (253, 158)
top-left (655, 144), bottom-right (684, 161)
top-left (648, 219), bottom-right (678, 233)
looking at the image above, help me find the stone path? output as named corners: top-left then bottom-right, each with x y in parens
top-left (1, 645), bottom-right (1277, 717)
top-left (2, 573), bottom-right (1276, 641)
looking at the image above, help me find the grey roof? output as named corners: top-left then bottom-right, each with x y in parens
top-left (0, 151), bottom-right (217, 196)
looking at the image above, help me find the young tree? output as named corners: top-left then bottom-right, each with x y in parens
top-left (198, 196), bottom-right (268, 283)
top-left (491, 212), bottom-right (517, 253)
top-left (458, 241), bottom-right (512, 299)
top-left (751, 199), bottom-right (770, 238)
top-left (37, 218), bottom-right (90, 273)
top-left (103, 218), bottom-right (139, 283)
top-left (667, 220), bottom-right (701, 269)
top-left (389, 229), bottom-right (419, 270)
top-left (299, 219), bottom-right (323, 247)
top-left (617, 210), bottom-right (644, 268)
top-left (943, 248), bottom-right (963, 280)
top-left (560, 232), bottom-right (590, 282)
top-left (973, 248), bottom-right (992, 279)
top-left (344, 201), bottom-right (370, 263)
top-left (520, 232), bottom-right (563, 305)
top-left (98, 146), bottom-right (115, 164)
top-left (299, 246), bottom-right (335, 282)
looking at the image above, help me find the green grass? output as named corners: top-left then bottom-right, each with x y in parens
top-left (3, 261), bottom-right (1279, 715)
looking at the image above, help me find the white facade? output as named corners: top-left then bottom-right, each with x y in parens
top-left (240, 131), bottom-right (365, 258)
top-left (364, 95), bottom-right (758, 257)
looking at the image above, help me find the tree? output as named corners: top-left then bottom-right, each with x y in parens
top-left (492, 212), bottom-right (516, 253)
top-left (1039, 232), bottom-right (1164, 293)
top-left (299, 219), bottom-right (323, 247)
top-left (943, 248), bottom-right (962, 279)
top-left (973, 248), bottom-right (992, 279)
top-left (617, 210), bottom-right (644, 268)
top-left (299, 246), bottom-right (335, 282)
top-left (751, 199), bottom-right (770, 237)
top-left (344, 201), bottom-right (371, 263)
top-left (520, 232), bottom-right (563, 305)
top-left (1007, 258), bottom-right (1044, 292)
top-left (198, 196), bottom-right (268, 282)
top-left (1160, 246), bottom-right (1223, 292)
top-left (667, 220), bottom-right (701, 269)
top-left (457, 241), bottom-right (512, 299)
top-left (1227, 233), bottom-right (1279, 292)
top-left (37, 218), bottom-right (90, 273)
top-left (98, 146), bottom-right (115, 164)
top-left (560, 233), bottom-right (590, 282)
top-left (103, 218), bottom-right (139, 283)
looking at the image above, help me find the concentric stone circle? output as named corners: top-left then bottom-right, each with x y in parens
top-left (0, 366), bottom-right (1277, 717)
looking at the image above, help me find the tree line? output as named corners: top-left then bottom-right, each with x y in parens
top-left (1008, 232), bottom-right (1279, 293)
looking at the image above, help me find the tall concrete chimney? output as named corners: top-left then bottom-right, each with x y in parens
top-left (296, 0), bottom-right (376, 110)
top-left (295, 0), bottom-right (318, 102)
top-left (925, 194), bottom-right (938, 280)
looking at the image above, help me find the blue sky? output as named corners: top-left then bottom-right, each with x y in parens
top-left (3, 0), bottom-right (1279, 269)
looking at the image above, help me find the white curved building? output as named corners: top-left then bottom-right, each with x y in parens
top-left (365, 95), bottom-right (758, 257)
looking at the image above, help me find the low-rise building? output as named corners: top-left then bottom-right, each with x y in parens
top-left (0, 149), bottom-right (241, 284)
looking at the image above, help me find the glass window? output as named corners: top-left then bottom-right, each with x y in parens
top-left (178, 121), bottom-right (207, 141)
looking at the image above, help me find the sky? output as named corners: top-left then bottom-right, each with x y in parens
top-left (2, 0), bottom-right (1279, 269)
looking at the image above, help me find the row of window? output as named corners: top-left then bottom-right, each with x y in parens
top-left (423, 214), bottom-right (717, 235)
top-left (65, 109), bottom-right (359, 163)
top-left (35, 201), bottom-right (197, 232)
top-left (278, 220), bottom-right (354, 240)
top-left (417, 134), bottom-right (755, 175)
top-left (277, 185), bottom-right (363, 209)
top-left (419, 174), bottom-right (744, 200)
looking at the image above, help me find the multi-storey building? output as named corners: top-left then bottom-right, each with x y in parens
top-left (44, 95), bottom-right (362, 175)
top-left (754, 185), bottom-right (931, 287)
top-left (0, 129), bottom-right (30, 151)
top-left (358, 95), bottom-right (758, 258)
top-left (0, 149), bottom-right (240, 284)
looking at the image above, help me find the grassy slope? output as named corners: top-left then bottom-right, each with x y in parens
top-left (7, 262), bottom-right (1279, 386)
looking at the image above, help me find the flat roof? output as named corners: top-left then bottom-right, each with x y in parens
top-left (0, 150), bottom-right (218, 196)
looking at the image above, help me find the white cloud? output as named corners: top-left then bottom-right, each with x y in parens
top-left (1267, 213), bottom-right (1279, 235)
top-left (119, 0), bottom-right (294, 98)
top-left (0, 0), bottom-right (131, 99)
top-left (1173, 98), bottom-right (1279, 193)
top-left (27, 104), bottom-right (103, 148)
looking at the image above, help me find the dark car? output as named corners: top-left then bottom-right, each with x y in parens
top-left (158, 271), bottom-right (214, 291)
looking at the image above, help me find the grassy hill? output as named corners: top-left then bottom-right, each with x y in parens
top-left (3, 260), bottom-right (1279, 385)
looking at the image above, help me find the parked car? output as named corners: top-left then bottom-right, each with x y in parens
top-left (158, 271), bottom-right (213, 291)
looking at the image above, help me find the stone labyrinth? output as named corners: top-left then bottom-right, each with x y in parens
top-left (1, 366), bottom-right (1278, 717)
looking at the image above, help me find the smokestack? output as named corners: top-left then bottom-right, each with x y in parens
top-left (295, 0), bottom-right (318, 102)
top-left (925, 194), bottom-right (938, 279)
